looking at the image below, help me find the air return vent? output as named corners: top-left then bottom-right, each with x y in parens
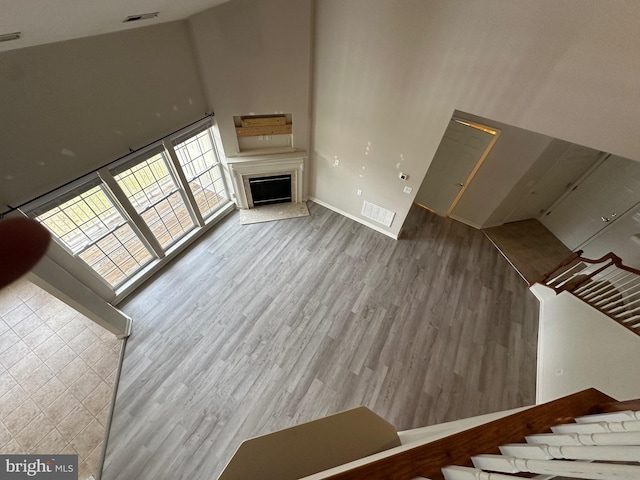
top-left (361, 200), bottom-right (395, 227)
top-left (123, 12), bottom-right (159, 23)
top-left (0, 32), bottom-right (21, 43)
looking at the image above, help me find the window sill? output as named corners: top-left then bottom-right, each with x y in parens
top-left (111, 200), bottom-right (235, 305)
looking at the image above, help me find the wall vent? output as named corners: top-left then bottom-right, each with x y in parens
top-left (123, 12), bottom-right (159, 23)
top-left (361, 200), bottom-right (395, 227)
top-left (0, 32), bottom-right (21, 43)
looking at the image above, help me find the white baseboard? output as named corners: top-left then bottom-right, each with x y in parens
top-left (308, 197), bottom-right (398, 240)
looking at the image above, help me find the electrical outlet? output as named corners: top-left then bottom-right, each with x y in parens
top-left (357, 189), bottom-right (362, 196)
top-left (334, 159), bottom-right (340, 166)
top-left (403, 186), bottom-right (412, 194)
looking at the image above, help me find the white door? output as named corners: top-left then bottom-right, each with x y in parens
top-left (504, 144), bottom-right (602, 223)
top-left (540, 155), bottom-right (640, 250)
top-left (415, 119), bottom-right (497, 216)
top-left (581, 204), bottom-right (640, 270)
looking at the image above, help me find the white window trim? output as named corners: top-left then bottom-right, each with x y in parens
top-left (21, 119), bottom-right (235, 303)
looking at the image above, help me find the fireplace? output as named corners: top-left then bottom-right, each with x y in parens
top-left (225, 152), bottom-right (306, 209)
top-left (247, 174), bottom-right (292, 207)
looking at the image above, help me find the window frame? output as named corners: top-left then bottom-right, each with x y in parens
top-left (108, 147), bottom-right (197, 250)
top-left (171, 125), bottom-right (230, 221)
top-left (22, 119), bottom-right (233, 299)
top-left (25, 174), bottom-right (156, 290)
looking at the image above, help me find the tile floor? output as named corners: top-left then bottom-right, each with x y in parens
top-left (0, 278), bottom-right (122, 479)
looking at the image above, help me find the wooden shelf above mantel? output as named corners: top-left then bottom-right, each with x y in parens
top-left (235, 124), bottom-right (292, 137)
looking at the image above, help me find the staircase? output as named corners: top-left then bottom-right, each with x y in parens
top-left (306, 389), bottom-right (637, 480)
top-left (445, 406), bottom-right (640, 479)
top-left (536, 251), bottom-right (640, 337)
top-left (218, 389), bottom-right (640, 480)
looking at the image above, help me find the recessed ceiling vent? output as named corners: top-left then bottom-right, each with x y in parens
top-left (0, 32), bottom-right (21, 43)
top-left (123, 12), bottom-right (159, 23)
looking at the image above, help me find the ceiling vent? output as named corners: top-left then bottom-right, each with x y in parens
top-left (0, 32), bottom-right (21, 43)
top-left (123, 12), bottom-right (159, 23)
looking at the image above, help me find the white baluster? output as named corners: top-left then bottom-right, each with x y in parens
top-left (574, 410), bottom-right (640, 423)
top-left (500, 443), bottom-right (640, 462)
top-left (620, 313), bottom-right (640, 322)
top-left (441, 465), bottom-right (524, 480)
top-left (577, 269), bottom-right (622, 296)
top-left (595, 283), bottom-right (640, 308)
top-left (472, 454), bottom-right (640, 479)
top-left (613, 305), bottom-right (640, 318)
top-left (526, 430), bottom-right (640, 446)
top-left (587, 272), bottom-right (634, 301)
top-left (551, 419), bottom-right (640, 434)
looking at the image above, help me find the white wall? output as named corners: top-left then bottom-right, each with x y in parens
top-left (0, 21), bottom-right (207, 207)
top-left (188, 0), bottom-right (312, 159)
top-left (312, 0), bottom-right (640, 237)
top-left (490, 139), bottom-right (574, 225)
top-left (27, 254), bottom-right (131, 337)
top-left (449, 113), bottom-right (554, 228)
top-left (581, 203), bottom-right (640, 270)
top-left (532, 285), bottom-right (640, 403)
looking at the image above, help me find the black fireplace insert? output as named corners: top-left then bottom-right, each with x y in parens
top-left (248, 174), bottom-right (292, 206)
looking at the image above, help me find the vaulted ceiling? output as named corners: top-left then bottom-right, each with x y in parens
top-left (0, 0), bottom-right (230, 52)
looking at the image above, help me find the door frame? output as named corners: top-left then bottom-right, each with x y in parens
top-left (446, 117), bottom-right (501, 216)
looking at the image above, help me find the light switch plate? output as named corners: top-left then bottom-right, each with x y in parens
top-left (403, 186), bottom-right (412, 194)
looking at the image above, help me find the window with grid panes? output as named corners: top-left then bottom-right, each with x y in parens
top-left (32, 180), bottom-right (153, 287)
top-left (173, 126), bottom-right (227, 219)
top-left (112, 148), bottom-right (194, 249)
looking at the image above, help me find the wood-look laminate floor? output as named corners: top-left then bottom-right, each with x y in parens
top-left (483, 219), bottom-right (572, 285)
top-left (102, 202), bottom-right (539, 480)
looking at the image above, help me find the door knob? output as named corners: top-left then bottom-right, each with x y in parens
top-left (601, 216), bottom-right (610, 222)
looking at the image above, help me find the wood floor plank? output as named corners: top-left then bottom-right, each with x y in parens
top-left (102, 202), bottom-right (539, 480)
top-left (483, 218), bottom-right (572, 284)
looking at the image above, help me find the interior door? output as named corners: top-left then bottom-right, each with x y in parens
top-left (504, 144), bottom-right (602, 223)
top-left (415, 119), bottom-right (497, 216)
top-left (540, 155), bottom-right (640, 250)
top-left (581, 204), bottom-right (640, 270)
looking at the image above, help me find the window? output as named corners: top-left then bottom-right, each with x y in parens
top-left (112, 150), bottom-right (194, 249)
top-left (25, 121), bottom-right (232, 294)
top-left (34, 182), bottom-right (152, 287)
top-left (173, 126), bottom-right (227, 219)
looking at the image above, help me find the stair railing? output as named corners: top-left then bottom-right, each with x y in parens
top-left (314, 389), bottom-right (639, 480)
top-left (535, 251), bottom-right (640, 337)
top-left (443, 407), bottom-right (640, 480)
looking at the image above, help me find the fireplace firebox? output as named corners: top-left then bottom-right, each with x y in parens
top-left (225, 151), bottom-right (306, 209)
top-left (248, 174), bottom-right (292, 206)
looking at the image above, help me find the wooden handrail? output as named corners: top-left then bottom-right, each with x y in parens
top-left (572, 251), bottom-right (640, 275)
top-left (537, 251), bottom-right (640, 289)
top-left (322, 388), bottom-right (616, 480)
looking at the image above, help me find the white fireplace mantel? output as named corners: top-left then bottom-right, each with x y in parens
top-left (225, 151), bottom-right (307, 209)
